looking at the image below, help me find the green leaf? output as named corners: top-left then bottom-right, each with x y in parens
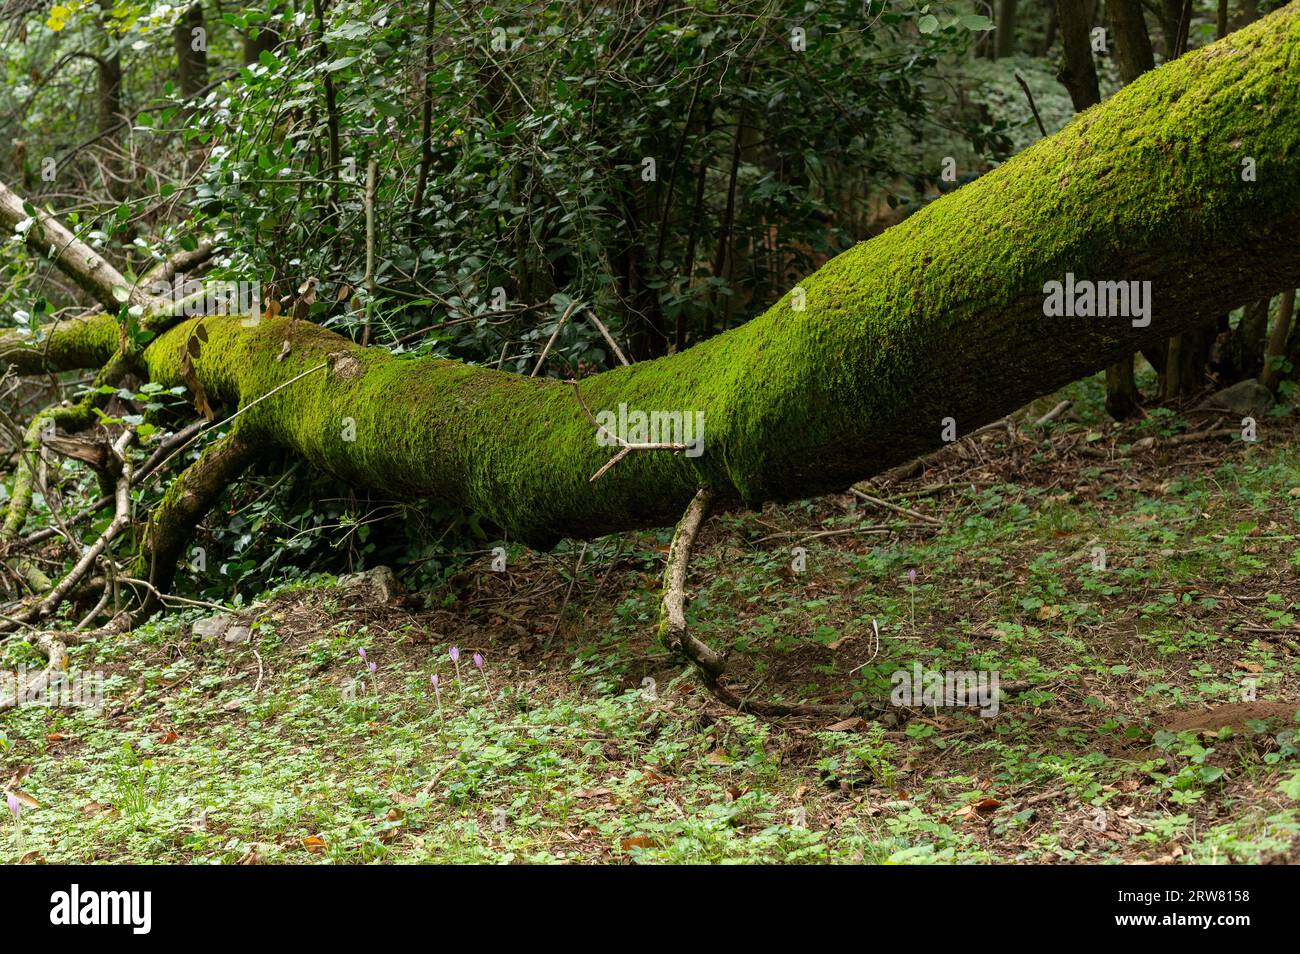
top-left (1279, 771), bottom-right (1300, 800)
top-left (918, 14), bottom-right (939, 34)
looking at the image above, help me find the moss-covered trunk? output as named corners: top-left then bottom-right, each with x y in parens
top-left (5, 5), bottom-right (1300, 550)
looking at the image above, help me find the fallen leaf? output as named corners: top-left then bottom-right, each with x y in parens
top-left (951, 797), bottom-right (1001, 821)
top-left (825, 717), bottom-right (863, 732)
top-left (6, 789), bottom-right (41, 809)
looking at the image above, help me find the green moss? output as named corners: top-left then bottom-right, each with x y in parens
top-left (10, 6), bottom-right (1300, 547)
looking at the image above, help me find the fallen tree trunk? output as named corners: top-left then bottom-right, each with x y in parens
top-left (3, 6), bottom-right (1300, 562)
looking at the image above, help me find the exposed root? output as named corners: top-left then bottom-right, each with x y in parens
top-left (660, 487), bottom-right (882, 719)
top-left (660, 488), bottom-right (727, 676)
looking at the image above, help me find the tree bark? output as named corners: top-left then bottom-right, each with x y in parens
top-left (174, 2), bottom-right (208, 99)
top-left (243, 8), bottom-right (282, 65)
top-left (0, 181), bottom-right (148, 312)
top-left (5, 6), bottom-right (1300, 557)
top-left (1109, 0), bottom-right (1156, 81)
top-left (996, 0), bottom-right (1020, 58)
top-left (95, 0), bottom-right (125, 200)
top-left (1261, 288), bottom-right (1297, 391)
top-left (1055, 0), bottom-right (1101, 110)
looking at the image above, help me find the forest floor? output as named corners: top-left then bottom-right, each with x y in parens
top-left (3, 373), bottom-right (1300, 864)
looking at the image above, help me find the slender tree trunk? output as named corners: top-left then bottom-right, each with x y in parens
top-left (1055, 0), bottom-right (1100, 109)
top-left (1109, 0), bottom-right (1166, 377)
top-left (1158, 0), bottom-right (1184, 58)
top-left (174, 3), bottom-right (208, 99)
top-left (1214, 0), bottom-right (1273, 387)
top-left (93, 0), bottom-right (125, 200)
top-left (410, 0), bottom-right (439, 225)
top-left (243, 4), bottom-right (282, 65)
top-left (312, 0), bottom-right (342, 207)
top-left (1259, 289), bottom-right (1296, 392)
top-left (1042, 2), bottom-right (1059, 55)
top-left (996, 0), bottom-right (1019, 58)
top-left (707, 102), bottom-right (745, 339)
top-left (676, 155), bottom-right (709, 352)
top-left (1155, 0), bottom-right (1216, 400)
top-left (1109, 0), bottom-right (1156, 81)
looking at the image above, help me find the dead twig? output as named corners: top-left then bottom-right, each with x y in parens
top-left (660, 488), bottom-right (886, 719)
top-left (530, 301), bottom-right (579, 377)
top-left (850, 488), bottom-right (943, 527)
top-left (568, 379), bottom-right (692, 481)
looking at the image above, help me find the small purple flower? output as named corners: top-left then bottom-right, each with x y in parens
top-left (367, 661), bottom-right (377, 674)
top-left (473, 653), bottom-right (484, 670)
top-left (358, 647), bottom-right (367, 660)
top-left (449, 645), bottom-right (460, 663)
top-left (907, 569), bottom-right (917, 584)
top-left (430, 673), bottom-right (439, 687)
top-left (5, 793), bottom-right (20, 818)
